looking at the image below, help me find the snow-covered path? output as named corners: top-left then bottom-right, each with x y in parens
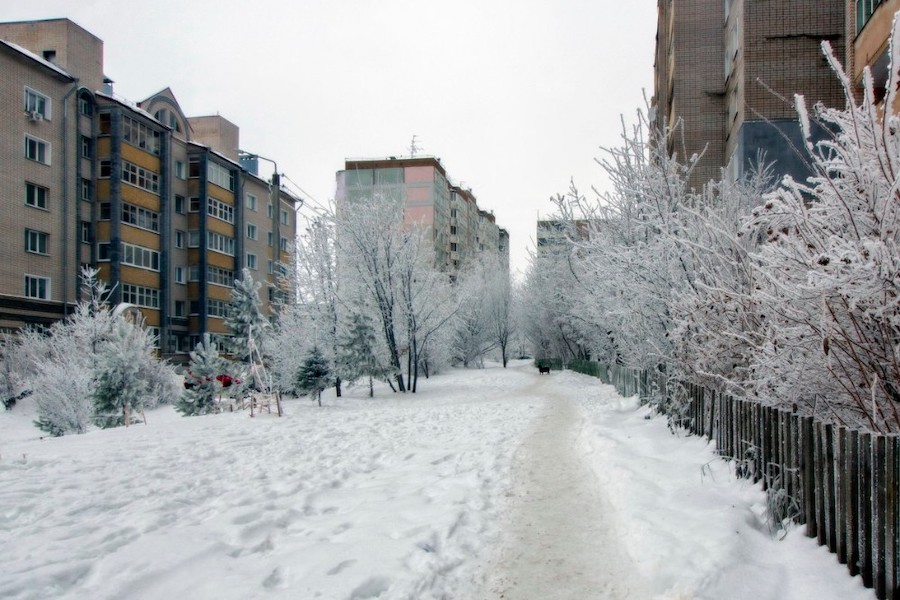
top-left (0, 362), bottom-right (873, 599)
top-left (480, 379), bottom-right (647, 599)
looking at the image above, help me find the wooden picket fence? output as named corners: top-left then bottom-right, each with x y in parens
top-left (605, 364), bottom-right (899, 600)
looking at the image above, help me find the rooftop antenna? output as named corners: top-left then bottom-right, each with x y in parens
top-left (409, 134), bottom-right (421, 157)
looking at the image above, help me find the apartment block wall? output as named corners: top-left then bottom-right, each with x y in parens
top-left (0, 19), bottom-right (297, 359)
top-left (0, 19), bottom-right (104, 93)
top-left (336, 158), bottom-right (505, 273)
top-left (0, 45), bottom-right (78, 330)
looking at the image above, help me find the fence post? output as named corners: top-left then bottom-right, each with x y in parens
top-left (835, 426), bottom-right (846, 565)
top-left (860, 432), bottom-right (874, 589)
top-left (885, 435), bottom-right (898, 600)
top-left (801, 416), bottom-right (817, 538)
top-left (825, 424), bottom-right (837, 554)
top-left (873, 435), bottom-right (886, 599)
top-left (846, 427), bottom-right (860, 577)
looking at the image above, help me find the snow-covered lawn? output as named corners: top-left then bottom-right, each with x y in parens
top-left (0, 362), bottom-right (871, 599)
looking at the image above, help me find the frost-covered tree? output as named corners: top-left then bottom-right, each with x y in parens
top-left (225, 268), bottom-right (270, 364)
top-left (296, 346), bottom-right (331, 406)
top-left (177, 334), bottom-right (225, 416)
top-left (451, 258), bottom-right (498, 368)
top-left (269, 301), bottom-right (313, 394)
top-left (0, 333), bottom-right (31, 410)
top-left (337, 310), bottom-right (390, 397)
top-left (336, 193), bottom-right (410, 392)
top-left (93, 318), bottom-right (158, 428)
top-left (746, 32), bottom-right (900, 432)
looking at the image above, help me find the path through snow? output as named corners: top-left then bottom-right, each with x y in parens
top-left (479, 376), bottom-right (648, 599)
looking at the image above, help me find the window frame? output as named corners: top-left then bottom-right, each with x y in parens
top-left (25, 182), bottom-right (48, 210)
top-left (24, 87), bottom-right (51, 119)
top-left (24, 274), bottom-right (50, 300)
top-left (24, 135), bottom-right (50, 165)
top-left (25, 229), bottom-right (49, 255)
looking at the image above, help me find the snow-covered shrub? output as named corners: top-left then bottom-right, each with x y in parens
top-left (747, 32), bottom-right (900, 432)
top-left (93, 318), bottom-right (158, 428)
top-left (296, 346), bottom-right (331, 406)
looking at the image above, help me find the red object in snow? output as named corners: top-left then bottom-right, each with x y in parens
top-left (216, 374), bottom-right (233, 388)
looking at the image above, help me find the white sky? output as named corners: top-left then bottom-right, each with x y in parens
top-left (2, 1), bottom-right (657, 280)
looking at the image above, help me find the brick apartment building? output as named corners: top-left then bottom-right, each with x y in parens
top-left (654, 0), bottom-right (846, 189)
top-left (850, 0), bottom-right (900, 110)
top-left (0, 18), bottom-right (298, 360)
top-left (334, 156), bottom-right (509, 272)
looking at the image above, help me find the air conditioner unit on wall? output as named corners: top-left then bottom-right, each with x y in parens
top-left (27, 110), bottom-right (43, 122)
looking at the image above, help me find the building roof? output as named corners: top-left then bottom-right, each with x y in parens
top-left (344, 155), bottom-right (447, 178)
top-left (0, 38), bottom-right (74, 81)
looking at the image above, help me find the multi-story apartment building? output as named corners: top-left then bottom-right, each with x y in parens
top-left (0, 18), bottom-right (298, 360)
top-left (334, 156), bottom-right (506, 272)
top-left (654, 0), bottom-right (846, 188)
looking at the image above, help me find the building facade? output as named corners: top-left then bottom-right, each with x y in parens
top-left (334, 156), bottom-right (506, 272)
top-left (0, 18), bottom-right (298, 360)
top-left (849, 0), bottom-right (900, 110)
top-left (654, 0), bottom-right (846, 188)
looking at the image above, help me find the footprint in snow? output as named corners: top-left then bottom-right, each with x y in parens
top-left (349, 576), bottom-right (391, 599)
top-left (326, 559), bottom-right (356, 575)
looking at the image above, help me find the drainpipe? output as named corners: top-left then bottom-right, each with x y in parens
top-left (61, 80), bottom-right (79, 315)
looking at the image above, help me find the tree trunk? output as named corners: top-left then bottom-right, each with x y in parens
top-left (335, 376), bottom-right (342, 398)
top-left (368, 375), bottom-right (374, 398)
top-left (317, 390), bottom-right (322, 407)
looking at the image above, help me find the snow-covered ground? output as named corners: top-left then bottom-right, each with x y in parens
top-left (0, 362), bottom-right (871, 599)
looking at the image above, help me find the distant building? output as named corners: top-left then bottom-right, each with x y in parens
top-left (334, 156), bottom-right (506, 272)
top-left (653, 0), bottom-right (846, 188)
top-left (0, 18), bottom-right (298, 360)
top-left (536, 220), bottom-right (590, 257)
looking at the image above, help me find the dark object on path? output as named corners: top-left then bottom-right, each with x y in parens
top-left (538, 365), bottom-right (551, 375)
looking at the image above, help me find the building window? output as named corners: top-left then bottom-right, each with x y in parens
top-left (207, 231), bottom-right (235, 256)
top-left (175, 266), bottom-right (185, 284)
top-left (78, 95), bottom-right (92, 116)
top-left (81, 179), bottom-right (91, 201)
top-left (246, 194), bottom-right (257, 211)
top-left (122, 115), bottom-right (161, 155)
top-left (267, 202), bottom-right (273, 218)
top-left (188, 265), bottom-right (200, 282)
top-left (25, 135), bottom-right (50, 164)
top-left (279, 236), bottom-right (288, 252)
top-left (188, 197), bottom-right (200, 213)
top-left (175, 160), bottom-right (186, 179)
top-left (175, 195), bottom-right (186, 214)
top-left (98, 242), bottom-right (110, 261)
top-left (122, 283), bottom-right (160, 309)
top-left (208, 162), bottom-right (235, 191)
top-left (247, 223), bottom-right (257, 240)
top-left (121, 161), bottom-right (160, 194)
top-left (121, 242), bottom-right (160, 271)
top-left (450, 225), bottom-right (457, 235)
top-left (267, 232), bottom-right (274, 247)
top-left (99, 202), bottom-right (111, 220)
top-left (81, 221), bottom-right (91, 244)
top-left (122, 203), bottom-right (160, 232)
top-left (207, 197), bottom-right (234, 224)
top-left (25, 229), bottom-right (49, 255)
top-left (208, 265), bottom-right (235, 287)
top-left (175, 230), bottom-right (185, 248)
top-left (280, 209), bottom-right (289, 225)
top-left (188, 230), bottom-right (200, 248)
top-left (25, 182), bottom-right (48, 209)
top-left (858, 0), bottom-right (884, 33)
top-left (24, 87), bottom-right (50, 119)
top-left (188, 157), bottom-right (200, 178)
top-left (80, 135), bottom-right (92, 159)
top-left (247, 253), bottom-right (258, 270)
top-left (189, 301), bottom-right (199, 316)
top-left (99, 160), bottom-right (111, 178)
top-left (267, 260), bottom-right (274, 274)
top-left (24, 275), bottom-right (50, 299)
top-left (174, 300), bottom-right (186, 317)
top-left (207, 299), bottom-right (229, 318)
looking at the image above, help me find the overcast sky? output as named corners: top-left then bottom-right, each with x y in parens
top-left (3, 1), bottom-right (657, 280)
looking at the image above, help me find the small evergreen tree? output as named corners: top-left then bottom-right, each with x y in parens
top-left (296, 346), bottom-right (331, 406)
top-left (177, 334), bottom-right (225, 416)
top-left (225, 268), bottom-right (270, 363)
top-left (337, 311), bottom-right (388, 397)
top-left (92, 319), bottom-right (157, 428)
